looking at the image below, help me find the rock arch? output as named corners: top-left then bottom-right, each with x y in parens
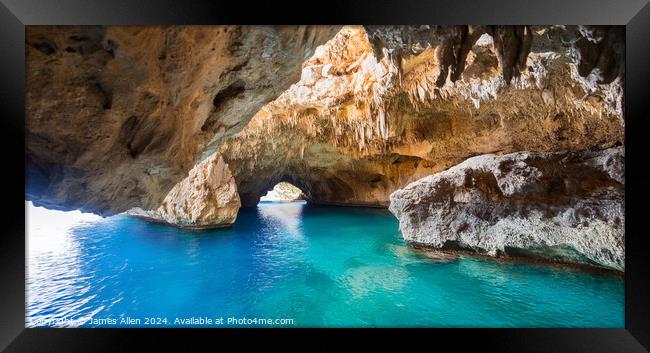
top-left (26, 25), bottom-right (625, 231)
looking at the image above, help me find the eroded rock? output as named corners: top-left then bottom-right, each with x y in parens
top-left (220, 25), bottom-right (624, 208)
top-left (127, 153), bottom-right (240, 229)
top-left (260, 182), bottom-right (305, 202)
top-left (26, 25), bottom-right (625, 234)
top-left (26, 25), bottom-right (340, 215)
top-left (388, 147), bottom-right (625, 270)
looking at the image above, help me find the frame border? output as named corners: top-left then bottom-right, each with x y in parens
top-left (1, 0), bottom-right (648, 351)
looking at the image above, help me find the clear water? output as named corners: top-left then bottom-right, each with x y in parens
top-left (26, 201), bottom-right (624, 328)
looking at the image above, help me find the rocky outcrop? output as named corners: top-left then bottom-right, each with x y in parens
top-left (260, 182), bottom-right (305, 202)
top-left (26, 25), bottom-right (340, 215)
top-left (220, 25), bottom-right (624, 208)
top-left (127, 153), bottom-right (240, 229)
top-left (388, 147), bottom-right (624, 270)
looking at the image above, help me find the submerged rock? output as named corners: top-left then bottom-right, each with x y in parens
top-left (388, 147), bottom-right (624, 271)
top-left (127, 153), bottom-right (240, 229)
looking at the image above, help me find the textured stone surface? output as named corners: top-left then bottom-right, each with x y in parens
top-left (127, 153), bottom-right (240, 229)
top-left (220, 25), bottom-right (624, 207)
top-left (260, 182), bottom-right (305, 202)
top-left (388, 147), bottom-right (624, 270)
top-left (26, 25), bottom-right (339, 215)
top-left (26, 25), bottom-right (625, 233)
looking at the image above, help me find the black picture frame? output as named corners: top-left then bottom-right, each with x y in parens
top-left (1, 0), bottom-right (648, 351)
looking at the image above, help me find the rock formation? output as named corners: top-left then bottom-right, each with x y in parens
top-left (220, 25), bottom-right (624, 207)
top-left (127, 153), bottom-right (240, 229)
top-left (26, 25), bottom-right (625, 241)
top-left (389, 147), bottom-right (624, 270)
top-left (260, 182), bottom-right (305, 202)
top-left (26, 25), bottom-right (340, 214)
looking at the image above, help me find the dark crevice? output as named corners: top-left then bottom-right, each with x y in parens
top-left (68, 34), bottom-right (90, 42)
top-left (201, 80), bottom-right (247, 132)
top-left (367, 174), bottom-right (385, 187)
top-left (104, 39), bottom-right (117, 58)
top-left (117, 116), bottom-right (153, 159)
top-left (503, 245), bottom-right (600, 267)
top-left (491, 25), bottom-right (533, 84)
top-left (91, 82), bottom-right (113, 110)
top-left (441, 240), bottom-right (466, 251)
top-left (118, 116), bottom-right (139, 158)
top-left (65, 31), bottom-right (105, 56)
top-left (32, 41), bottom-right (58, 55)
top-left (574, 26), bottom-right (624, 84)
top-left (212, 80), bottom-right (246, 108)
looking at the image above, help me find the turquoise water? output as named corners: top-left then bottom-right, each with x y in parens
top-left (26, 201), bottom-right (624, 328)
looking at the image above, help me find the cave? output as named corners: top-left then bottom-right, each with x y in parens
top-left (25, 25), bottom-right (625, 269)
top-left (23, 24), bottom-right (627, 330)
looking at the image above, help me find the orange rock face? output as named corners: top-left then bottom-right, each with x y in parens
top-left (26, 25), bottom-right (624, 227)
top-left (220, 25), bottom-right (624, 207)
top-left (128, 153), bottom-right (240, 229)
top-left (26, 25), bottom-right (340, 215)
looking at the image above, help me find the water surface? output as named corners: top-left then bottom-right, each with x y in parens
top-left (26, 201), bottom-right (623, 327)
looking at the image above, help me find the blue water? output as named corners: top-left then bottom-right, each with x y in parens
top-left (26, 201), bottom-right (624, 328)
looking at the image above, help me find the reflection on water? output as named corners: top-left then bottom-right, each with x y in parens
top-left (257, 201), bottom-right (306, 239)
top-left (26, 201), bottom-right (624, 328)
top-left (27, 202), bottom-right (103, 255)
top-left (26, 202), bottom-right (106, 326)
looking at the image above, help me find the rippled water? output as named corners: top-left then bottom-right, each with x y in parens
top-left (26, 201), bottom-right (624, 327)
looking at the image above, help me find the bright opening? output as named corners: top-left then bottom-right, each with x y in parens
top-left (259, 182), bottom-right (306, 203)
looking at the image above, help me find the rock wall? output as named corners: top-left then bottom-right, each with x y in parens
top-left (26, 25), bottom-right (625, 235)
top-left (26, 25), bottom-right (340, 215)
top-left (389, 147), bottom-right (624, 270)
top-left (218, 25), bottom-right (623, 208)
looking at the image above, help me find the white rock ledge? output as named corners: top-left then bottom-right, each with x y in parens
top-left (389, 147), bottom-right (624, 271)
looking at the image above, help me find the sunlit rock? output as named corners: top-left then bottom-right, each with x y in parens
top-left (220, 25), bottom-right (624, 208)
top-left (260, 182), bottom-right (305, 202)
top-left (127, 153), bottom-right (240, 229)
top-left (389, 147), bottom-right (624, 270)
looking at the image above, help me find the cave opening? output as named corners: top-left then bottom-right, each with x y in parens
top-left (258, 182), bottom-right (306, 204)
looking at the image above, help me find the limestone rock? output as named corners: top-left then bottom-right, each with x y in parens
top-left (220, 25), bottom-right (624, 208)
top-left (260, 182), bottom-right (305, 202)
top-left (26, 25), bottom-right (625, 229)
top-left (26, 25), bottom-right (340, 215)
top-left (388, 147), bottom-right (624, 270)
top-left (127, 153), bottom-right (240, 229)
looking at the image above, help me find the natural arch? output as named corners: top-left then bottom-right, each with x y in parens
top-left (25, 25), bottom-right (341, 215)
top-left (26, 25), bottom-right (624, 231)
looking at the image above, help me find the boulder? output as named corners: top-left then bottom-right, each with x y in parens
top-left (389, 147), bottom-right (624, 270)
top-left (127, 153), bottom-right (240, 229)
